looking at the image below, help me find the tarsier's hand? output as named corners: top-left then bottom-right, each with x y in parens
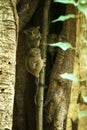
top-left (25, 48), bottom-right (44, 77)
top-left (24, 26), bottom-right (41, 49)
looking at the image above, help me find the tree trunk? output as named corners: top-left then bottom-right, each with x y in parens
top-left (9, 0), bottom-right (87, 130)
top-left (44, 5), bottom-right (76, 130)
top-left (66, 12), bottom-right (87, 130)
top-left (0, 0), bottom-right (18, 129)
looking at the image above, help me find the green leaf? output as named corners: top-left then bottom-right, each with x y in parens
top-left (78, 111), bottom-right (87, 119)
top-left (76, 0), bottom-right (87, 18)
top-left (60, 73), bottom-right (78, 83)
top-left (82, 96), bottom-right (87, 103)
top-left (48, 42), bottom-right (73, 51)
top-left (52, 14), bottom-right (75, 23)
top-left (54, 0), bottom-right (76, 5)
top-left (80, 0), bottom-right (87, 4)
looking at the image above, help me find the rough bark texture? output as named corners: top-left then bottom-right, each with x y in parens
top-left (13, 1), bottom-right (87, 130)
top-left (17, 0), bottom-right (40, 30)
top-left (13, 1), bottom-right (41, 130)
top-left (44, 5), bottom-right (76, 130)
top-left (66, 12), bottom-right (87, 130)
top-left (13, 32), bottom-right (36, 130)
top-left (0, 0), bottom-right (18, 129)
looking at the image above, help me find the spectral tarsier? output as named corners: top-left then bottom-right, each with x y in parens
top-left (24, 26), bottom-right (41, 49)
top-left (25, 27), bottom-right (46, 104)
top-left (25, 26), bottom-right (44, 77)
top-left (25, 48), bottom-right (44, 77)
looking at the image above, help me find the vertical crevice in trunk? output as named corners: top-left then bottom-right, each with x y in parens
top-left (44, 5), bottom-right (76, 130)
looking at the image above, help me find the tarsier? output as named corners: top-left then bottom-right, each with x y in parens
top-left (25, 26), bottom-right (46, 104)
top-left (24, 26), bottom-right (46, 78)
top-left (24, 26), bottom-right (41, 49)
top-left (25, 48), bottom-right (44, 77)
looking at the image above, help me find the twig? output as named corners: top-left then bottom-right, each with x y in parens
top-left (36, 0), bottom-right (51, 130)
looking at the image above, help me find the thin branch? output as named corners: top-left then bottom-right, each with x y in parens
top-left (36, 0), bottom-right (51, 130)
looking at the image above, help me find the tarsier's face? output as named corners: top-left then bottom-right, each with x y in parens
top-left (29, 48), bottom-right (41, 57)
top-left (25, 26), bottom-right (41, 40)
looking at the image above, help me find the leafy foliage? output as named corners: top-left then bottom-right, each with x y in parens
top-left (54, 0), bottom-right (76, 5)
top-left (54, 0), bottom-right (87, 18)
top-left (48, 42), bottom-right (73, 51)
top-left (52, 0), bottom-right (87, 84)
top-left (78, 111), bottom-right (87, 119)
top-left (77, 0), bottom-right (87, 18)
top-left (52, 14), bottom-right (75, 23)
top-left (60, 73), bottom-right (78, 82)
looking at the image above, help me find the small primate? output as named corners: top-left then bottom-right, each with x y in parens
top-left (24, 26), bottom-right (41, 49)
top-left (25, 48), bottom-right (44, 77)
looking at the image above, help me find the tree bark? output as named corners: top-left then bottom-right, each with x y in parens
top-left (66, 12), bottom-right (87, 130)
top-left (44, 5), bottom-right (76, 130)
top-left (17, 0), bottom-right (40, 30)
top-left (0, 0), bottom-right (18, 129)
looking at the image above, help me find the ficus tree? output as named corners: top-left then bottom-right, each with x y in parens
top-left (0, 0), bottom-right (87, 130)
